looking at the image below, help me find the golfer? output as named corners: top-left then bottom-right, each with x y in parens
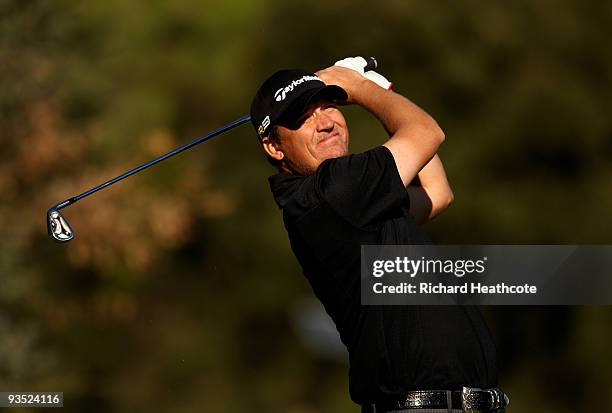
top-left (250, 58), bottom-right (509, 413)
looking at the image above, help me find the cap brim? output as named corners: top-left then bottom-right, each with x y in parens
top-left (277, 85), bottom-right (348, 129)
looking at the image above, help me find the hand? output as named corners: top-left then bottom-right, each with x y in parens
top-left (334, 56), bottom-right (393, 90)
top-left (315, 66), bottom-right (370, 104)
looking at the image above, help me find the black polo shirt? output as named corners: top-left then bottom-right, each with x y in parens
top-left (269, 146), bottom-right (498, 405)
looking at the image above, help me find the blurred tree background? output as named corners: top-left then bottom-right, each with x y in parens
top-left (1, 0), bottom-right (611, 412)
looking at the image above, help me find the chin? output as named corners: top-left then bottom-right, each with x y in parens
top-left (325, 144), bottom-right (349, 159)
top-left (318, 139), bottom-right (348, 159)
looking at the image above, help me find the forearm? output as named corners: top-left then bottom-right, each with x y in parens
top-left (352, 80), bottom-right (441, 140)
top-left (407, 154), bottom-right (454, 223)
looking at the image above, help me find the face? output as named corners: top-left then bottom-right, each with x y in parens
top-left (263, 99), bottom-right (349, 175)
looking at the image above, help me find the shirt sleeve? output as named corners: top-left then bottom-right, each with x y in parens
top-left (314, 146), bottom-right (409, 228)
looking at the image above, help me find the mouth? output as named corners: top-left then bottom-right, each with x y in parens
top-left (316, 132), bottom-right (340, 145)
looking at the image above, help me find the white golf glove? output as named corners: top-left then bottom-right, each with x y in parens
top-left (334, 56), bottom-right (393, 90)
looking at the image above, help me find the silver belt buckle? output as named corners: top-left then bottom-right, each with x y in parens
top-left (461, 387), bottom-right (509, 413)
top-left (461, 386), bottom-right (482, 413)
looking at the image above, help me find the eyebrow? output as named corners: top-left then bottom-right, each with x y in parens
top-left (301, 101), bottom-right (338, 120)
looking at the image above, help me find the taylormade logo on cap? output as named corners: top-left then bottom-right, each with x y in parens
top-left (273, 75), bottom-right (321, 102)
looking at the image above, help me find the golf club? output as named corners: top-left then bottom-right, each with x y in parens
top-left (47, 115), bottom-right (251, 242)
top-left (47, 57), bottom-right (378, 242)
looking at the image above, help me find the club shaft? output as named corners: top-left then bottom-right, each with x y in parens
top-left (54, 114), bottom-right (251, 210)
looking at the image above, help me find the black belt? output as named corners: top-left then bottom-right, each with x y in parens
top-left (364, 387), bottom-right (509, 413)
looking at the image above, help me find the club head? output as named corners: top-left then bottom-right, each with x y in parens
top-left (47, 208), bottom-right (74, 242)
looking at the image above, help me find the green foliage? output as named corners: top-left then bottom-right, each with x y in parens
top-left (2, 0), bottom-right (611, 411)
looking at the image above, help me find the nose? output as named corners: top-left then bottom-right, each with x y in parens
top-left (313, 109), bottom-right (334, 132)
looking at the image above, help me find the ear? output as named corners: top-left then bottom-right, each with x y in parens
top-left (262, 137), bottom-right (284, 161)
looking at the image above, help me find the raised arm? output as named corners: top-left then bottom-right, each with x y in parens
top-left (315, 66), bottom-right (445, 187)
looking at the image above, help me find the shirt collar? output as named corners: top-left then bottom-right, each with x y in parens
top-left (268, 172), bottom-right (304, 209)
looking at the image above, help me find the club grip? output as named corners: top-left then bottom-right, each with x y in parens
top-left (363, 57), bottom-right (378, 72)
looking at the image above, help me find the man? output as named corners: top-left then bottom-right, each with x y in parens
top-left (250, 58), bottom-right (509, 413)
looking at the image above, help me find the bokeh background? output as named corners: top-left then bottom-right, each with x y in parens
top-left (2, 1), bottom-right (612, 412)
